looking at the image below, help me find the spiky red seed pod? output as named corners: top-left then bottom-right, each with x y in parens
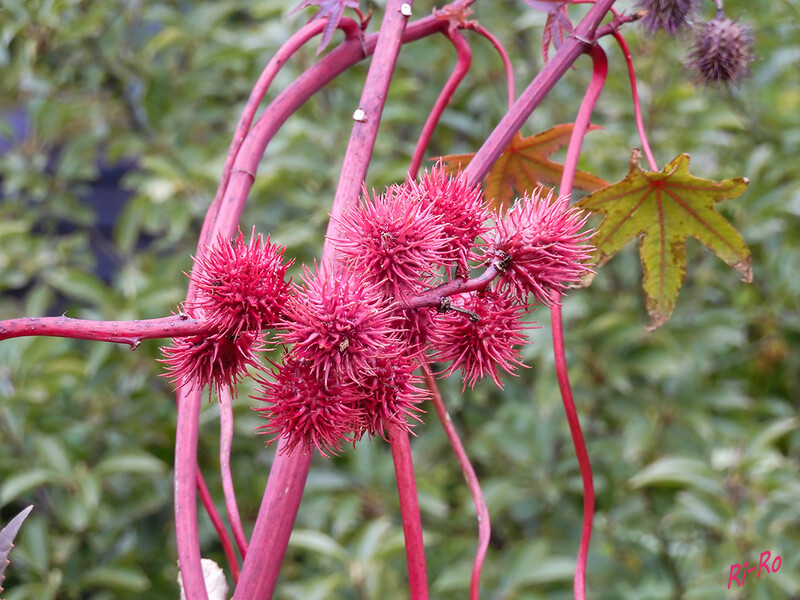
top-left (189, 228), bottom-right (293, 335)
top-left (687, 17), bottom-right (753, 88)
top-left (355, 354), bottom-right (426, 440)
top-left (636, 0), bottom-right (699, 35)
top-left (161, 331), bottom-right (264, 398)
top-left (279, 264), bottom-right (400, 384)
top-left (492, 189), bottom-right (593, 305)
top-left (334, 185), bottom-right (453, 299)
top-left (431, 291), bottom-right (530, 390)
top-left (254, 357), bottom-right (364, 457)
top-left (410, 162), bottom-right (491, 275)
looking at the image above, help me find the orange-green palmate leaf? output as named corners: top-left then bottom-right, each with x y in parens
top-left (438, 123), bottom-right (607, 209)
top-left (576, 150), bottom-right (751, 330)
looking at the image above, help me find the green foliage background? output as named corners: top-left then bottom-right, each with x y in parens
top-left (1, 0), bottom-right (798, 598)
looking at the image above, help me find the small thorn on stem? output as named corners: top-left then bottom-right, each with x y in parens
top-left (438, 297), bottom-right (480, 322)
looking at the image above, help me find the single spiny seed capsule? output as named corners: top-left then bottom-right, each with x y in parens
top-left (334, 184), bottom-right (453, 300)
top-left (492, 189), bottom-right (593, 305)
top-left (409, 162), bottom-right (491, 276)
top-left (687, 17), bottom-right (753, 88)
top-left (253, 357), bottom-right (364, 457)
top-left (188, 228), bottom-right (293, 335)
top-left (636, 0), bottom-right (699, 35)
top-left (160, 330), bottom-right (264, 398)
top-left (278, 264), bottom-right (401, 384)
top-left (431, 290), bottom-right (531, 390)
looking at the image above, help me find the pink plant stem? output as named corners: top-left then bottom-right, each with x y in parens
top-left (403, 263), bottom-right (502, 309)
top-left (389, 428), bottom-right (429, 600)
top-left (219, 386), bottom-right (249, 559)
top-left (174, 387), bottom-right (209, 600)
top-left (408, 30), bottom-right (472, 179)
top-left (549, 291), bottom-right (594, 600)
top-left (0, 314), bottom-right (211, 347)
top-left (328, 0), bottom-right (415, 242)
top-left (559, 45), bottom-right (608, 205)
top-left (422, 365), bottom-right (489, 600)
top-left (233, 7), bottom-right (438, 599)
top-left (548, 43), bottom-right (608, 600)
top-left (230, 444), bottom-right (313, 600)
top-left (472, 24), bottom-right (516, 109)
top-left (461, 0), bottom-right (618, 186)
top-left (612, 30), bottom-right (658, 171)
top-left (195, 468), bottom-right (241, 583)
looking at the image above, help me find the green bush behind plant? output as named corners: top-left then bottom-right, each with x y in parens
top-left (1, 1), bottom-right (798, 598)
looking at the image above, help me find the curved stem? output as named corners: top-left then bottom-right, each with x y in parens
top-left (188, 19), bottom-right (361, 301)
top-left (472, 24), bottom-right (515, 109)
top-left (559, 44), bottom-right (608, 206)
top-left (422, 365), bottom-right (489, 600)
top-left (0, 314), bottom-right (211, 348)
top-left (408, 29), bottom-right (472, 179)
top-left (174, 387), bottom-right (209, 600)
top-left (196, 468), bottom-right (241, 582)
top-left (232, 6), bottom-right (433, 599)
top-left (402, 263), bottom-right (502, 309)
top-left (550, 291), bottom-right (594, 600)
top-left (612, 30), bottom-right (658, 171)
top-left (547, 42), bottom-right (607, 600)
top-left (219, 386), bottom-right (249, 560)
top-left (390, 428), bottom-right (429, 600)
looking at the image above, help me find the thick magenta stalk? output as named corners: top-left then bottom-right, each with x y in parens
top-left (0, 314), bottom-right (210, 347)
top-left (174, 387), bottom-right (209, 600)
top-left (328, 0), bottom-right (415, 245)
top-left (232, 5), bottom-right (422, 599)
top-left (390, 428), bottom-right (429, 600)
top-left (231, 443), bottom-right (313, 600)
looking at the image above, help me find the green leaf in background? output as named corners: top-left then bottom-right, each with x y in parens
top-left (0, 471), bottom-right (71, 508)
top-left (288, 529), bottom-right (349, 563)
top-left (95, 452), bottom-right (168, 477)
top-left (629, 456), bottom-right (721, 495)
